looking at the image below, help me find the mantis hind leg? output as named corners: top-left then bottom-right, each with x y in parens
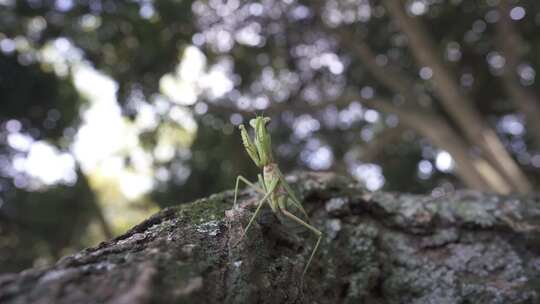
top-left (280, 208), bottom-right (323, 279)
top-left (233, 175), bottom-right (265, 208)
top-left (234, 177), bottom-right (279, 246)
top-left (237, 192), bottom-right (268, 245)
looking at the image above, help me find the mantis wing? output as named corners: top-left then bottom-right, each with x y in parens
top-left (276, 168), bottom-right (310, 220)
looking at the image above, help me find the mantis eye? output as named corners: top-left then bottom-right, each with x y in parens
top-left (249, 118), bottom-right (258, 128)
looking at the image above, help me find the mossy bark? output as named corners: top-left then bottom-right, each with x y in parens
top-left (1, 172), bottom-right (539, 304)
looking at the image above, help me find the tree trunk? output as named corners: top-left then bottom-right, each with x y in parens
top-left (1, 172), bottom-right (539, 304)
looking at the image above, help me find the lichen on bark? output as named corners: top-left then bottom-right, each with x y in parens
top-left (0, 172), bottom-right (539, 304)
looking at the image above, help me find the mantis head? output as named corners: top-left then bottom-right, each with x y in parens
top-left (239, 116), bottom-right (273, 168)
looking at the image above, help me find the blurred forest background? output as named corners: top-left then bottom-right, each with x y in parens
top-left (1, 0), bottom-right (539, 273)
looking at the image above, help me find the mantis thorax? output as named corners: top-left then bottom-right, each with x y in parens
top-left (263, 163), bottom-right (279, 188)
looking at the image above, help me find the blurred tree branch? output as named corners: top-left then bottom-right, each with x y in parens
top-left (497, 0), bottom-right (540, 148)
top-left (310, 1), bottom-right (531, 194)
top-left (361, 97), bottom-right (508, 192)
top-left (337, 23), bottom-right (511, 192)
top-left (380, 0), bottom-right (531, 193)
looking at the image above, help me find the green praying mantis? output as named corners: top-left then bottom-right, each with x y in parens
top-left (233, 115), bottom-right (323, 278)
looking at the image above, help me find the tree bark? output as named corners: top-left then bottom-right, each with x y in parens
top-left (1, 172), bottom-right (539, 304)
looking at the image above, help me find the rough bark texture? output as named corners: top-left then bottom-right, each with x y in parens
top-left (1, 172), bottom-right (539, 304)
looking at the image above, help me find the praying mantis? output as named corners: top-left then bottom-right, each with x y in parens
top-left (233, 115), bottom-right (323, 278)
